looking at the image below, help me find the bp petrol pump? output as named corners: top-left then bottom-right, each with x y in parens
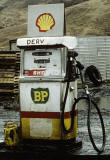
top-left (3, 3), bottom-right (106, 154)
top-left (17, 37), bottom-right (80, 148)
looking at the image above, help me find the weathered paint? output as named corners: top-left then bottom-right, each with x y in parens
top-left (21, 118), bottom-right (30, 138)
top-left (21, 114), bottom-right (77, 140)
top-left (20, 82), bottom-right (61, 112)
top-left (19, 42), bottom-right (78, 141)
top-left (30, 118), bottom-right (52, 138)
top-left (20, 80), bottom-right (78, 140)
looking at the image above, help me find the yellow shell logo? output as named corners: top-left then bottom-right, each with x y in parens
top-left (36, 13), bottom-right (55, 32)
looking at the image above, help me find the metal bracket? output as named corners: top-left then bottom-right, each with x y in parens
top-left (85, 85), bottom-right (90, 95)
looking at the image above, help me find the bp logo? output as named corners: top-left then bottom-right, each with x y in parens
top-left (31, 88), bottom-right (49, 104)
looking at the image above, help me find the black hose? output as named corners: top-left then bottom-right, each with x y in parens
top-left (61, 60), bottom-right (105, 153)
top-left (71, 96), bottom-right (106, 153)
top-left (61, 82), bottom-right (74, 134)
top-left (85, 65), bottom-right (102, 86)
top-left (80, 65), bottom-right (105, 153)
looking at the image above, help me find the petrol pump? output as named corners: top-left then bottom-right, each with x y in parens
top-left (16, 4), bottom-right (82, 151)
top-left (17, 37), bottom-right (81, 149)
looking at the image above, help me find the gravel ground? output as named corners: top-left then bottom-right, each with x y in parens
top-left (77, 109), bottom-right (110, 155)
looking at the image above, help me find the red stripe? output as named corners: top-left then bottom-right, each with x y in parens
top-left (24, 69), bottom-right (46, 76)
top-left (21, 111), bottom-right (77, 119)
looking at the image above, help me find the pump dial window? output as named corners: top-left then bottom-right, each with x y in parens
top-left (23, 49), bottom-right (62, 77)
top-left (32, 52), bottom-right (52, 56)
top-left (34, 58), bottom-right (50, 64)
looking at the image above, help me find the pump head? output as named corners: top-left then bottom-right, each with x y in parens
top-left (68, 50), bottom-right (78, 58)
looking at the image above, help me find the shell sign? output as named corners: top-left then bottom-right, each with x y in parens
top-left (27, 4), bottom-right (64, 37)
top-left (36, 13), bottom-right (55, 32)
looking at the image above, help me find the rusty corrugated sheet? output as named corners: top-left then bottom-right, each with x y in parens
top-left (75, 36), bottom-right (110, 81)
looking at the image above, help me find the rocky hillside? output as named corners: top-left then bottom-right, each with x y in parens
top-left (0, 0), bottom-right (110, 49)
top-left (66, 0), bottom-right (110, 35)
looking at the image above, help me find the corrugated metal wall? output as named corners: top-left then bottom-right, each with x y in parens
top-left (75, 36), bottom-right (110, 81)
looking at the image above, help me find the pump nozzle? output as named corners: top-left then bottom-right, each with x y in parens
top-left (68, 51), bottom-right (78, 58)
top-left (76, 61), bottom-right (84, 70)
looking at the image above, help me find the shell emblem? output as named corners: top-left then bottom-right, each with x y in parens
top-left (36, 13), bottom-right (55, 32)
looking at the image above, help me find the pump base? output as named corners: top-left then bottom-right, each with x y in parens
top-left (20, 138), bottom-right (82, 153)
top-left (0, 139), bottom-right (82, 156)
top-left (1, 138), bottom-right (82, 154)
